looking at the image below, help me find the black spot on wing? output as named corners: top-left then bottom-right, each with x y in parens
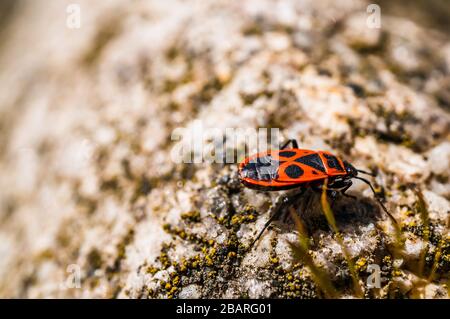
top-left (278, 151), bottom-right (297, 158)
top-left (295, 153), bottom-right (326, 172)
top-left (323, 154), bottom-right (344, 171)
top-left (284, 164), bottom-right (304, 179)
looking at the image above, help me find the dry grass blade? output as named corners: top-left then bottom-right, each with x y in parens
top-left (428, 231), bottom-right (449, 283)
top-left (415, 188), bottom-right (430, 278)
top-left (447, 277), bottom-right (450, 297)
top-left (289, 207), bottom-right (309, 251)
top-left (288, 207), bottom-right (338, 298)
top-left (289, 242), bottom-right (339, 299)
top-left (288, 245), bottom-right (338, 298)
top-left (320, 180), bottom-right (364, 298)
top-left (428, 238), bottom-right (443, 282)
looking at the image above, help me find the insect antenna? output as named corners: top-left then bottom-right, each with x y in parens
top-left (354, 176), bottom-right (398, 225)
top-left (356, 169), bottom-right (375, 177)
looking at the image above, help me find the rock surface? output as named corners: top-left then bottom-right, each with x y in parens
top-left (0, 0), bottom-right (449, 298)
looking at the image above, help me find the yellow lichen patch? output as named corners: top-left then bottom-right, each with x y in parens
top-left (181, 211), bottom-right (201, 223)
top-left (146, 266), bottom-right (158, 275)
top-left (405, 210), bottom-right (415, 217)
top-left (392, 269), bottom-right (402, 277)
top-left (355, 257), bottom-right (368, 272)
top-left (269, 257), bottom-right (279, 265)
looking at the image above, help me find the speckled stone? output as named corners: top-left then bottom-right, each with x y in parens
top-left (0, 0), bottom-right (448, 299)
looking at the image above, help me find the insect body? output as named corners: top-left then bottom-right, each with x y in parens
top-left (239, 139), bottom-right (359, 193)
top-left (238, 139), bottom-right (397, 248)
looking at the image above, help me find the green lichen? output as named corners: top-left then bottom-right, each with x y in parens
top-left (181, 211), bottom-right (201, 223)
top-left (143, 174), bottom-right (319, 299)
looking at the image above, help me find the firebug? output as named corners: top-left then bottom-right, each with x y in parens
top-left (238, 139), bottom-right (397, 248)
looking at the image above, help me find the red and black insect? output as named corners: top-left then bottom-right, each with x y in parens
top-left (238, 139), bottom-right (397, 248)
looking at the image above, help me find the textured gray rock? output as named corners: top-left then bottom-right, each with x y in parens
top-left (0, 0), bottom-right (449, 298)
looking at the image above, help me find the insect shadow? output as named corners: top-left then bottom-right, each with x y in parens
top-left (260, 188), bottom-right (384, 238)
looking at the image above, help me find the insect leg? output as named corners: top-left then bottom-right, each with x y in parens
top-left (248, 188), bottom-right (303, 250)
top-left (247, 204), bottom-right (284, 250)
top-left (280, 139), bottom-right (299, 150)
top-left (327, 179), bottom-right (356, 200)
top-left (339, 181), bottom-right (356, 199)
top-left (354, 176), bottom-right (398, 225)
